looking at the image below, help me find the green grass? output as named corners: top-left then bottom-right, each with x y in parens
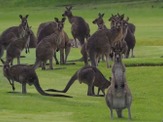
top-left (0, 0), bottom-right (163, 122)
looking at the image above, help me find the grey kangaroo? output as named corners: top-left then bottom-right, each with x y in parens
top-left (109, 13), bottom-right (136, 58)
top-left (1, 59), bottom-right (71, 98)
top-left (92, 13), bottom-right (107, 30)
top-left (62, 6), bottom-right (90, 47)
top-left (46, 66), bottom-right (111, 96)
top-left (6, 26), bottom-right (32, 65)
top-left (82, 16), bottom-right (128, 68)
top-left (105, 42), bottom-right (132, 119)
top-left (37, 19), bottom-right (71, 65)
top-left (0, 15), bottom-right (36, 58)
top-left (33, 17), bottom-right (66, 70)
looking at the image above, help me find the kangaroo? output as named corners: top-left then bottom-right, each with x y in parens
top-left (62, 6), bottom-right (90, 47)
top-left (0, 15), bottom-right (29, 60)
top-left (6, 27), bottom-right (32, 65)
top-left (37, 20), bottom-right (71, 64)
top-left (92, 13), bottom-right (107, 30)
top-left (109, 13), bottom-right (136, 58)
top-left (92, 12), bottom-right (108, 62)
top-left (0, 15), bottom-right (36, 55)
top-left (46, 66), bottom-right (111, 96)
top-left (105, 42), bottom-right (132, 119)
top-left (82, 17), bottom-right (128, 68)
top-left (1, 59), bottom-right (71, 97)
top-left (54, 31), bottom-right (71, 64)
top-left (33, 17), bottom-right (66, 70)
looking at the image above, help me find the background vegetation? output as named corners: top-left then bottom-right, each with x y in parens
top-left (0, 0), bottom-right (163, 122)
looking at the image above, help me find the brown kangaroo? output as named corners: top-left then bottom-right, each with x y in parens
top-left (33, 17), bottom-right (66, 70)
top-left (109, 13), bottom-right (136, 58)
top-left (0, 15), bottom-right (28, 59)
top-left (1, 59), bottom-right (71, 98)
top-left (46, 66), bottom-right (111, 96)
top-left (105, 43), bottom-right (132, 119)
top-left (37, 20), bottom-right (71, 64)
top-left (82, 17), bottom-right (128, 68)
top-left (54, 31), bottom-right (71, 64)
top-left (0, 15), bottom-right (36, 57)
top-left (62, 6), bottom-right (90, 47)
top-left (6, 27), bottom-right (32, 65)
top-left (92, 13), bottom-right (107, 30)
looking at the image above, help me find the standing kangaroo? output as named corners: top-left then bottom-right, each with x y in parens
top-left (105, 43), bottom-right (132, 119)
top-left (82, 17), bottom-right (128, 68)
top-left (62, 6), bottom-right (90, 47)
top-left (0, 15), bottom-right (36, 58)
top-left (37, 20), bottom-right (71, 64)
top-left (0, 15), bottom-right (28, 59)
top-left (6, 26), bottom-right (32, 65)
top-left (92, 13), bottom-right (107, 30)
top-left (54, 31), bottom-right (71, 64)
top-left (46, 66), bottom-right (111, 96)
top-left (1, 59), bottom-right (71, 98)
top-left (109, 13), bottom-right (136, 58)
top-left (33, 17), bottom-right (66, 70)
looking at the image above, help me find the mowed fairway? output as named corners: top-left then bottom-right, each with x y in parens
top-left (0, 0), bottom-right (163, 122)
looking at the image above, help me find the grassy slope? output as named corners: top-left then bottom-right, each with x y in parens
top-left (0, 0), bottom-right (163, 122)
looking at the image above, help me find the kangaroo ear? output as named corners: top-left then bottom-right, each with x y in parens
top-left (1, 59), bottom-right (5, 64)
top-left (98, 13), bottom-right (101, 17)
top-left (54, 17), bottom-right (59, 22)
top-left (101, 13), bottom-right (105, 17)
top-left (19, 15), bottom-right (23, 19)
top-left (62, 18), bottom-right (66, 23)
top-left (120, 14), bottom-right (124, 20)
top-left (126, 17), bottom-right (129, 22)
top-left (25, 14), bottom-right (29, 19)
top-left (69, 6), bottom-right (72, 10)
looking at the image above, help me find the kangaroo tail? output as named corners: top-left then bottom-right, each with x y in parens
top-left (45, 71), bottom-right (78, 93)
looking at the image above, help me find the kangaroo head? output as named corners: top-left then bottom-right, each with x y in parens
top-left (62, 6), bottom-right (73, 17)
top-left (92, 13), bottom-right (104, 24)
top-left (19, 14), bottom-right (29, 30)
top-left (54, 17), bottom-right (66, 31)
top-left (108, 14), bottom-right (118, 28)
top-left (92, 13), bottom-right (105, 30)
top-left (112, 42), bottom-right (123, 62)
top-left (1, 59), bottom-right (10, 73)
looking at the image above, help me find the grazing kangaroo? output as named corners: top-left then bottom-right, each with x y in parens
top-left (1, 59), bottom-right (71, 98)
top-left (6, 27), bottom-right (32, 65)
top-left (109, 13), bottom-right (136, 58)
top-left (92, 13), bottom-right (107, 30)
top-left (33, 17), bottom-right (66, 70)
top-left (105, 43), bottom-right (132, 119)
top-left (46, 66), bottom-right (111, 96)
top-left (82, 17), bottom-right (128, 68)
top-left (62, 6), bottom-right (90, 47)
